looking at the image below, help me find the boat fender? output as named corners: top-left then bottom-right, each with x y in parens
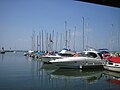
top-left (86, 62), bottom-right (88, 65)
top-left (79, 65), bottom-right (82, 69)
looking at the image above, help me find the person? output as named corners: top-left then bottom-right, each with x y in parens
top-left (73, 53), bottom-right (80, 57)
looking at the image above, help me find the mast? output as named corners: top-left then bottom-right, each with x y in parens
top-left (46, 32), bottom-right (48, 52)
top-left (31, 36), bottom-right (33, 50)
top-left (49, 33), bottom-right (53, 51)
top-left (74, 26), bottom-right (76, 51)
top-left (37, 35), bottom-right (38, 51)
top-left (116, 27), bottom-right (120, 51)
top-left (31, 30), bottom-right (35, 51)
top-left (111, 24), bottom-right (114, 51)
top-left (82, 17), bottom-right (85, 51)
top-left (68, 29), bottom-right (71, 49)
top-left (60, 33), bottom-right (62, 50)
top-left (39, 32), bottom-right (41, 51)
top-left (52, 30), bottom-right (54, 51)
top-left (41, 30), bottom-right (44, 52)
top-left (65, 21), bottom-right (67, 49)
top-left (55, 32), bottom-right (58, 51)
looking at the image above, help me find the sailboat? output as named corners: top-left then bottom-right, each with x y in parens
top-left (0, 47), bottom-right (5, 54)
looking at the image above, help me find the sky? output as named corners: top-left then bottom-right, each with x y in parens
top-left (0, 0), bottom-right (120, 51)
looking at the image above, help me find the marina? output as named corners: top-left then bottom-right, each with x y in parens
top-left (0, 0), bottom-right (120, 90)
top-left (0, 52), bottom-right (120, 90)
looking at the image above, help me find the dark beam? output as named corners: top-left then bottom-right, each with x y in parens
top-left (76, 0), bottom-right (120, 8)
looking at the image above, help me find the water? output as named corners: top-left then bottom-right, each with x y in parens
top-left (0, 52), bottom-right (120, 90)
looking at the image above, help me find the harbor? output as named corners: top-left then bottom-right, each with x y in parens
top-left (0, 0), bottom-right (120, 90)
top-left (0, 52), bottom-right (120, 90)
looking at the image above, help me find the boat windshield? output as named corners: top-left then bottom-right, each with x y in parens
top-left (58, 53), bottom-right (73, 57)
top-left (81, 52), bottom-right (97, 58)
top-left (98, 53), bottom-right (103, 59)
top-left (81, 52), bottom-right (103, 59)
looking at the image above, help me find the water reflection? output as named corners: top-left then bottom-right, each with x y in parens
top-left (0, 54), bottom-right (4, 63)
top-left (49, 69), bottom-right (104, 84)
top-left (40, 62), bottom-right (120, 86)
top-left (103, 70), bottom-right (120, 78)
top-left (103, 71), bottom-right (120, 86)
top-left (24, 57), bottom-right (120, 90)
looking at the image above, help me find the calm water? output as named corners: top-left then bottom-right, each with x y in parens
top-left (0, 52), bottom-right (120, 90)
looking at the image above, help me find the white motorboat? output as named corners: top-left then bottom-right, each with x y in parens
top-left (41, 54), bottom-right (62, 63)
top-left (41, 48), bottom-right (76, 64)
top-left (104, 57), bottom-right (120, 72)
top-left (24, 50), bottom-right (34, 56)
top-left (50, 50), bottom-right (104, 69)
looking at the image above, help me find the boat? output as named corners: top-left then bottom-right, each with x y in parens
top-left (41, 48), bottom-right (76, 64)
top-left (104, 57), bottom-right (120, 72)
top-left (0, 47), bottom-right (5, 54)
top-left (24, 50), bottom-right (34, 56)
top-left (98, 48), bottom-right (110, 59)
top-left (13, 51), bottom-right (16, 54)
top-left (41, 54), bottom-right (62, 64)
top-left (0, 51), bottom-right (5, 54)
top-left (50, 49), bottom-right (104, 69)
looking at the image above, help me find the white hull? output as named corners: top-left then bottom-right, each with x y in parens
top-left (50, 50), bottom-right (104, 69)
top-left (104, 64), bottom-right (120, 72)
top-left (41, 55), bottom-right (62, 63)
top-left (50, 57), bottom-right (104, 69)
top-left (41, 49), bottom-right (76, 63)
top-left (103, 56), bottom-right (120, 72)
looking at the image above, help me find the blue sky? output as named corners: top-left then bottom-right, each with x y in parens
top-left (0, 0), bottom-right (120, 51)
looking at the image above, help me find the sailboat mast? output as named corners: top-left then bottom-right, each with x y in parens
top-left (55, 32), bottom-right (58, 51)
top-left (46, 32), bottom-right (48, 52)
top-left (41, 30), bottom-right (44, 52)
top-left (37, 35), bottom-right (38, 51)
top-left (65, 21), bottom-right (67, 49)
top-left (74, 26), bottom-right (76, 51)
top-left (52, 30), bottom-right (54, 51)
top-left (68, 29), bottom-right (71, 49)
top-left (82, 17), bottom-right (85, 51)
top-left (31, 30), bottom-right (35, 51)
top-left (60, 33), bottom-right (62, 50)
top-left (116, 29), bottom-right (119, 51)
top-left (39, 32), bottom-right (41, 51)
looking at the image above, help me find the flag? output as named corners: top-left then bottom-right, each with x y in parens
top-left (49, 34), bottom-right (53, 43)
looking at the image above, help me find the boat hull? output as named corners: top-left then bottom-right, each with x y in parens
top-left (53, 62), bottom-right (103, 69)
top-left (0, 51), bottom-right (5, 54)
top-left (50, 50), bottom-right (104, 69)
top-left (104, 65), bottom-right (120, 72)
top-left (41, 56), bottom-right (62, 63)
top-left (50, 57), bottom-right (104, 69)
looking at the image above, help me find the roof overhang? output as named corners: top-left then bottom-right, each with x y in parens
top-left (76, 0), bottom-right (120, 8)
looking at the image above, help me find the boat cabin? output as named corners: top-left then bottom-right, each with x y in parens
top-left (81, 51), bottom-right (103, 59)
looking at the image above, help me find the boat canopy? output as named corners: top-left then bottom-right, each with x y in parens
top-left (35, 52), bottom-right (45, 55)
top-left (59, 50), bottom-right (76, 55)
top-left (108, 57), bottom-right (120, 63)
